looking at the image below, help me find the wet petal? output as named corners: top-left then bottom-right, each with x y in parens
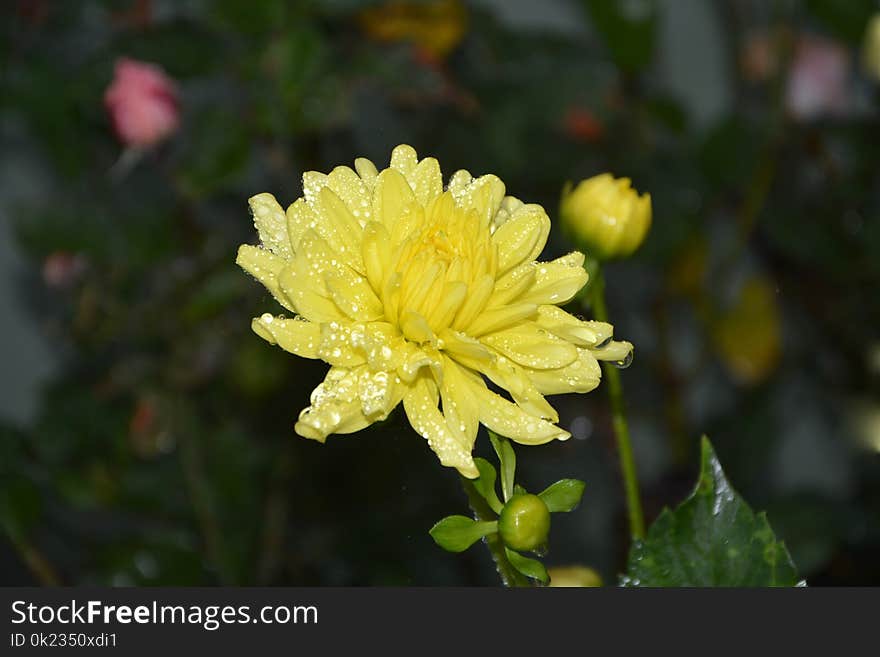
top-left (327, 165), bottom-right (373, 225)
top-left (526, 348), bottom-right (602, 395)
top-left (249, 193), bottom-right (292, 259)
top-left (590, 339), bottom-right (633, 364)
top-left (458, 371), bottom-right (570, 445)
top-left (358, 369), bottom-right (403, 418)
top-left (252, 314), bottom-right (320, 358)
top-left (373, 168), bottom-right (416, 230)
top-left (236, 245), bottom-right (295, 312)
top-left (492, 204), bottom-right (550, 275)
top-left (403, 375), bottom-right (479, 478)
top-left (519, 252), bottom-right (589, 305)
top-left (466, 303), bottom-right (538, 337)
top-left (324, 267), bottom-right (383, 321)
top-left (410, 156), bottom-right (443, 206)
top-left (536, 306), bottom-right (613, 347)
top-left (295, 368), bottom-right (372, 441)
top-left (439, 358), bottom-right (480, 452)
top-left (481, 325), bottom-right (578, 370)
top-left (450, 172), bottom-right (506, 228)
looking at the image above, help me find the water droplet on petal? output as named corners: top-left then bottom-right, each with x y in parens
top-left (612, 350), bottom-right (634, 369)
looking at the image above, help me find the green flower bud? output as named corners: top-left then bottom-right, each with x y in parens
top-left (498, 493), bottom-right (551, 552)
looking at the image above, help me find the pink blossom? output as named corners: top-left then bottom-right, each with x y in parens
top-left (42, 252), bottom-right (86, 289)
top-left (786, 35), bottom-right (850, 120)
top-left (104, 58), bottom-right (179, 147)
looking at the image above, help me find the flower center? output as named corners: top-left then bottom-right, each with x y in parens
top-left (389, 194), bottom-right (497, 340)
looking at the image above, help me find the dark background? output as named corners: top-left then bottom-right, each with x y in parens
top-left (1, 0), bottom-right (879, 586)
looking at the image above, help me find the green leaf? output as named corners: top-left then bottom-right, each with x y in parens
top-left (472, 458), bottom-right (503, 514)
top-left (538, 479), bottom-right (586, 513)
top-left (429, 516), bottom-right (497, 553)
top-left (489, 431), bottom-right (516, 502)
top-left (505, 548), bottom-right (549, 585)
top-left (622, 437), bottom-right (800, 587)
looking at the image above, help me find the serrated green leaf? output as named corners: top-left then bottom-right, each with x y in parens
top-left (505, 547), bottom-right (549, 585)
top-left (429, 516), bottom-right (497, 553)
top-left (489, 431), bottom-right (516, 502)
top-left (538, 479), bottom-right (586, 513)
top-left (622, 437), bottom-right (799, 587)
top-left (472, 458), bottom-right (503, 514)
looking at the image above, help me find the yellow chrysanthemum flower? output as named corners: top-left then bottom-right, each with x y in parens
top-left (236, 145), bottom-right (632, 477)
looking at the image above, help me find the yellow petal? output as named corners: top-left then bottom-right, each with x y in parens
top-left (278, 265), bottom-right (345, 323)
top-left (526, 348), bottom-right (602, 395)
top-left (317, 322), bottom-right (368, 368)
top-left (590, 340), bottom-right (633, 365)
top-left (252, 314), bottom-right (320, 358)
top-left (390, 144), bottom-right (419, 177)
top-left (400, 310), bottom-right (436, 345)
top-left (482, 357), bottom-right (559, 421)
top-left (449, 171), bottom-right (506, 228)
top-left (249, 193), bottom-right (292, 259)
top-left (362, 221), bottom-right (391, 294)
top-left (452, 274), bottom-right (494, 331)
top-left (457, 370), bottom-right (570, 445)
top-left (360, 323), bottom-right (405, 372)
top-left (403, 375), bottom-right (478, 478)
top-left (481, 325), bottom-right (578, 370)
top-left (397, 342), bottom-right (443, 383)
top-left (536, 306), bottom-right (613, 347)
top-left (492, 204), bottom-right (550, 275)
top-left (236, 244), bottom-right (296, 312)
top-left (437, 328), bottom-right (493, 367)
top-left (324, 267), bottom-right (383, 321)
top-left (488, 262), bottom-right (537, 307)
top-left (466, 303), bottom-right (538, 337)
top-left (425, 281), bottom-right (467, 332)
top-left (439, 357), bottom-right (480, 451)
top-left (519, 252), bottom-right (589, 305)
top-left (295, 367), bottom-right (371, 441)
top-left (285, 198), bottom-right (318, 251)
top-left (313, 186), bottom-right (365, 272)
top-left (409, 156), bottom-right (443, 206)
top-left (373, 168), bottom-right (416, 230)
top-left (327, 165), bottom-right (373, 224)
top-left (357, 369), bottom-right (403, 418)
top-left (354, 157), bottom-right (379, 186)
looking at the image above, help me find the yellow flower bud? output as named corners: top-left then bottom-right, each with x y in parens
top-left (863, 14), bottom-right (880, 81)
top-left (560, 174), bottom-right (652, 260)
top-left (498, 494), bottom-right (551, 552)
top-left (548, 565), bottom-right (603, 587)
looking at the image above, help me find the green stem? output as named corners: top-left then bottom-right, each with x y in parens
top-left (590, 267), bottom-right (646, 540)
top-left (460, 477), bottom-right (531, 587)
top-left (5, 530), bottom-right (62, 586)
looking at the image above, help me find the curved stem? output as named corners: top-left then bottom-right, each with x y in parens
top-left (590, 267), bottom-right (646, 540)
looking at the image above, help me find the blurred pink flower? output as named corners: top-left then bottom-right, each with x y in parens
top-left (42, 252), bottom-right (86, 289)
top-left (786, 35), bottom-right (850, 120)
top-left (104, 58), bottom-right (179, 147)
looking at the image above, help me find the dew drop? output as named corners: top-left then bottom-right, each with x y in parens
top-left (612, 351), bottom-right (634, 369)
top-left (594, 335), bottom-right (613, 349)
